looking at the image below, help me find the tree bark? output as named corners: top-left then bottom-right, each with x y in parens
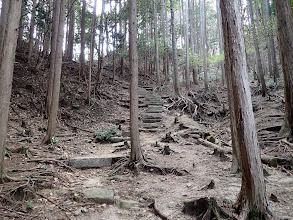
top-left (262, 0), bottom-right (273, 79)
top-left (220, 0), bottom-right (274, 218)
top-left (119, 0), bottom-right (124, 76)
top-left (0, 0), bottom-right (22, 181)
top-left (17, 0), bottom-right (25, 50)
top-left (28, 0), bottom-right (37, 65)
top-left (67, 0), bottom-right (75, 61)
top-left (200, 0), bottom-right (208, 91)
top-left (97, 0), bottom-right (105, 84)
top-left (79, 0), bottom-right (86, 79)
top-left (129, 0), bottom-right (143, 163)
top-left (161, 0), bottom-right (168, 82)
top-left (170, 0), bottom-right (180, 97)
top-left (216, 0), bottom-right (225, 85)
top-left (268, 0), bottom-right (279, 82)
top-left (274, 0), bottom-right (293, 138)
top-left (46, 0), bottom-right (59, 117)
top-left (154, 0), bottom-right (161, 90)
top-left (247, 0), bottom-right (268, 97)
top-left (185, 0), bottom-right (190, 91)
top-left (43, 0), bottom-right (66, 144)
top-left (88, 0), bottom-right (97, 104)
top-left (112, 0), bottom-right (117, 82)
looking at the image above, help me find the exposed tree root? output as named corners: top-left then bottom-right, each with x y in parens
top-left (109, 157), bottom-right (189, 176)
top-left (28, 158), bottom-right (74, 172)
top-left (183, 197), bottom-right (234, 219)
top-left (234, 196), bottom-right (275, 220)
top-left (148, 199), bottom-right (169, 220)
top-left (167, 96), bottom-right (198, 119)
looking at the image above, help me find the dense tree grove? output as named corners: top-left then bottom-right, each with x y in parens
top-left (0, 0), bottom-right (293, 218)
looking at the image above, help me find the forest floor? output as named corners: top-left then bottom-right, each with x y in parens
top-left (1, 52), bottom-right (293, 219)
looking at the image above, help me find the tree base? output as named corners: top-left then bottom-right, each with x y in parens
top-left (183, 197), bottom-right (234, 219)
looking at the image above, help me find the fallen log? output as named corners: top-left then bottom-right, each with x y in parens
top-left (197, 138), bottom-right (231, 154)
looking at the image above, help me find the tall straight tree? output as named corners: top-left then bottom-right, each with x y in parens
top-left (119, 0), bottom-right (124, 76)
top-left (112, 0), bottom-right (117, 81)
top-left (267, 0), bottom-right (279, 82)
top-left (170, 0), bottom-right (180, 97)
top-left (200, 0), bottom-right (208, 91)
top-left (0, 0), bottom-right (22, 181)
top-left (189, 0), bottom-right (198, 85)
top-left (43, 0), bottom-right (66, 144)
top-left (247, 0), bottom-right (268, 97)
top-left (17, 0), bottom-right (25, 50)
top-left (88, 0), bottom-right (97, 104)
top-left (220, 0), bottom-right (274, 218)
top-left (262, 0), bottom-right (273, 79)
top-left (216, 0), bottom-right (225, 85)
top-left (185, 0), bottom-right (190, 91)
top-left (28, 0), bottom-right (37, 65)
top-left (79, 0), bottom-right (86, 79)
top-left (161, 0), bottom-right (168, 82)
top-left (274, 0), bottom-right (293, 138)
top-left (129, 0), bottom-right (143, 163)
top-left (153, 0), bottom-right (161, 90)
top-left (66, 0), bottom-right (75, 61)
top-left (97, 0), bottom-right (105, 84)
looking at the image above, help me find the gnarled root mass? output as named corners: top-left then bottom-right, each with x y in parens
top-left (183, 197), bottom-right (235, 220)
top-left (109, 157), bottom-right (189, 176)
top-left (167, 96), bottom-right (198, 119)
top-left (234, 193), bottom-right (275, 220)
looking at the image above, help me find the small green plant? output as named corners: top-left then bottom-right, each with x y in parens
top-left (51, 136), bottom-right (59, 145)
top-left (25, 200), bottom-right (33, 209)
top-left (95, 127), bottom-right (117, 142)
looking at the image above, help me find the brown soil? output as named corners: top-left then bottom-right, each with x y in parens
top-left (1, 51), bottom-right (292, 220)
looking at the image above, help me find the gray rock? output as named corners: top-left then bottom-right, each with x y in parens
top-left (112, 141), bottom-right (130, 148)
top-left (69, 155), bottom-right (124, 169)
top-left (84, 188), bottom-right (114, 204)
top-left (117, 199), bottom-right (139, 209)
top-left (74, 208), bottom-right (82, 216)
top-left (110, 136), bottom-right (130, 143)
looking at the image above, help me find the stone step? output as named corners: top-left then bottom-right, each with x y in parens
top-left (69, 154), bottom-right (124, 169)
top-left (146, 108), bottom-right (163, 113)
top-left (145, 98), bottom-right (163, 103)
top-left (84, 188), bottom-right (114, 204)
top-left (148, 105), bottom-right (163, 110)
top-left (141, 112), bottom-right (163, 119)
top-left (139, 128), bottom-right (164, 133)
top-left (141, 122), bottom-right (160, 129)
top-left (142, 118), bottom-right (162, 123)
top-left (145, 101), bottom-right (164, 106)
top-left (145, 96), bottom-right (162, 100)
